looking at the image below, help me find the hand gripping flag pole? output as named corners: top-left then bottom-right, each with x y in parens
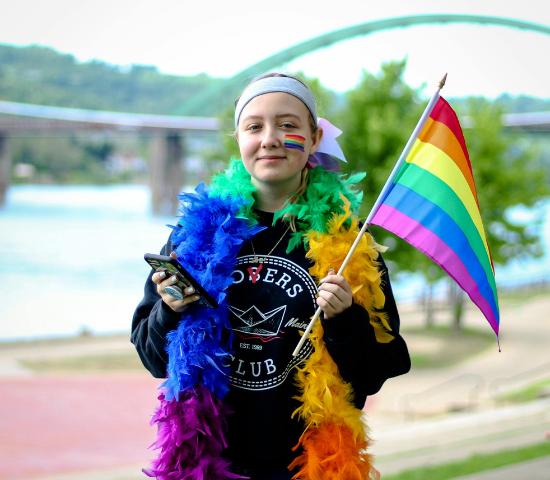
top-left (293, 74), bottom-right (450, 357)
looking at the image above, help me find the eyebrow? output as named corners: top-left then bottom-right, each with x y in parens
top-left (241, 113), bottom-right (302, 123)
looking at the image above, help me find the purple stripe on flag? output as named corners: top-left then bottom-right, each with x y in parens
top-left (372, 204), bottom-right (499, 335)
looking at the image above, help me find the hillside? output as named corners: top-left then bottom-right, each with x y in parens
top-left (0, 44), bottom-right (225, 116)
top-left (1, 44), bottom-right (550, 118)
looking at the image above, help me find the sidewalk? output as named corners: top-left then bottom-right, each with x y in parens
top-left (365, 295), bottom-right (550, 478)
top-left (368, 295), bottom-right (550, 422)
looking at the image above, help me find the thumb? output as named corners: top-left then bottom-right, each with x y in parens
top-left (170, 251), bottom-right (178, 259)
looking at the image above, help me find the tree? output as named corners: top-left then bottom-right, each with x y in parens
top-left (338, 60), bottom-right (441, 287)
top-left (339, 60), bottom-right (550, 330)
top-left (449, 98), bottom-right (550, 329)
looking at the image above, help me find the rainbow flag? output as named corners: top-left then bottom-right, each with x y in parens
top-left (370, 97), bottom-right (500, 337)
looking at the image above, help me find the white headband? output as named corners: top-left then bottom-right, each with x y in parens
top-left (234, 76), bottom-right (318, 128)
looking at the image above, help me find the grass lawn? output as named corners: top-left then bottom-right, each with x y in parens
top-left (497, 378), bottom-right (550, 403)
top-left (19, 351), bottom-right (145, 372)
top-left (402, 325), bottom-right (495, 369)
top-left (383, 442), bottom-right (550, 480)
top-left (19, 351), bottom-right (144, 373)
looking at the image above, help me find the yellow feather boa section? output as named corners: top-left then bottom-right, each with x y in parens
top-left (290, 196), bottom-right (390, 480)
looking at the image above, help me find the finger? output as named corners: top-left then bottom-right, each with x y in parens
top-left (170, 251), bottom-right (178, 259)
top-left (163, 292), bottom-right (201, 312)
top-left (152, 270), bottom-right (168, 284)
top-left (316, 295), bottom-right (337, 318)
top-left (318, 282), bottom-right (346, 303)
top-left (319, 268), bottom-right (335, 284)
top-left (160, 277), bottom-right (196, 298)
top-left (162, 282), bottom-right (199, 303)
top-left (164, 286), bottom-right (200, 304)
top-left (318, 289), bottom-right (341, 310)
top-left (318, 287), bottom-right (353, 315)
top-left (319, 275), bottom-right (352, 294)
top-left (155, 274), bottom-right (181, 295)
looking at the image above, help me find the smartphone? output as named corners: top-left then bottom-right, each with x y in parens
top-left (144, 253), bottom-right (218, 309)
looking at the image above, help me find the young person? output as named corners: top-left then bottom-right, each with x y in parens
top-left (132, 73), bottom-right (410, 480)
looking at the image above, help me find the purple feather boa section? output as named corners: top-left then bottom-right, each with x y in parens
top-left (161, 183), bottom-right (264, 401)
top-left (144, 384), bottom-right (247, 480)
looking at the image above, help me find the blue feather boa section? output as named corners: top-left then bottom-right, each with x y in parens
top-left (161, 183), bottom-right (264, 401)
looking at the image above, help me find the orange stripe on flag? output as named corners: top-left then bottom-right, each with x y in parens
top-left (419, 117), bottom-right (480, 208)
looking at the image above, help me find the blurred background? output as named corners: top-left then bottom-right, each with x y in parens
top-left (0, 1), bottom-right (549, 479)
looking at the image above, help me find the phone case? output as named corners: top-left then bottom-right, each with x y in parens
top-left (144, 254), bottom-right (218, 309)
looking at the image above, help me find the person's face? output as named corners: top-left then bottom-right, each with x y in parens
top-left (236, 92), bottom-right (322, 190)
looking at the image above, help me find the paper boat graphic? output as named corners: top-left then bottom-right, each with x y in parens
top-left (230, 305), bottom-right (287, 336)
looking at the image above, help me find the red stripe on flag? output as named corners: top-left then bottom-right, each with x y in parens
top-left (430, 97), bottom-right (472, 173)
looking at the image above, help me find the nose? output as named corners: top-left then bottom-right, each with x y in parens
top-left (260, 126), bottom-right (281, 149)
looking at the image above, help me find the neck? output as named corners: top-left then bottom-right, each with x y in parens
top-left (252, 177), bottom-right (301, 212)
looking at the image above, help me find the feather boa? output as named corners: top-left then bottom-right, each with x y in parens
top-left (144, 159), bottom-right (392, 479)
top-left (290, 197), bottom-right (389, 480)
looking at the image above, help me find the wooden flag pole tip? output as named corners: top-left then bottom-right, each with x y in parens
top-left (437, 73), bottom-right (448, 93)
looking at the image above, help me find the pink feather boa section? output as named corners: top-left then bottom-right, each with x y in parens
top-left (143, 383), bottom-right (246, 480)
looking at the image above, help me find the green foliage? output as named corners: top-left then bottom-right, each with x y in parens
top-left (450, 94), bottom-right (550, 115)
top-left (217, 104), bottom-right (240, 160)
top-left (338, 59), bottom-right (550, 281)
top-left (463, 98), bottom-right (549, 265)
top-left (0, 44), bottom-right (224, 115)
top-left (13, 136), bottom-right (100, 184)
top-left (11, 135), bottom-right (130, 184)
top-left (338, 59), bottom-right (434, 276)
top-left (295, 72), bottom-right (340, 120)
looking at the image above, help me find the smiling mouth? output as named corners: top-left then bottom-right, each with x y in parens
top-left (258, 156), bottom-right (285, 160)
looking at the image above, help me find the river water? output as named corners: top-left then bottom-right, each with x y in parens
top-left (0, 185), bottom-right (548, 340)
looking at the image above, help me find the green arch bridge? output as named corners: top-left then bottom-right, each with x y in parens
top-left (179, 14), bottom-right (550, 115)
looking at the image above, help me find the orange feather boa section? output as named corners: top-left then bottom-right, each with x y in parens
top-left (290, 196), bottom-right (391, 479)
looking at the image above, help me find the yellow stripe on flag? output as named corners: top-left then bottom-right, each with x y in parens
top-left (405, 139), bottom-right (492, 270)
top-left (419, 117), bottom-right (479, 205)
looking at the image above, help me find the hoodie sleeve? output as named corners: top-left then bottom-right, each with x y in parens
top-left (130, 235), bottom-right (182, 378)
top-left (320, 254), bottom-right (410, 409)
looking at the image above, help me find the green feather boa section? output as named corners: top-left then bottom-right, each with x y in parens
top-left (209, 158), bottom-right (366, 252)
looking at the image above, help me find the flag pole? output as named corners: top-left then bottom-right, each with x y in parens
top-left (292, 74), bottom-right (447, 357)
top-left (366, 73), bottom-right (447, 225)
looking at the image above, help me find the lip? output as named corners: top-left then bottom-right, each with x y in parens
top-left (258, 155), bottom-right (285, 161)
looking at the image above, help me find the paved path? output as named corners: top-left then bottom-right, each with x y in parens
top-left (0, 336), bottom-right (160, 480)
top-left (367, 296), bottom-right (550, 423)
top-left (364, 295), bottom-right (550, 478)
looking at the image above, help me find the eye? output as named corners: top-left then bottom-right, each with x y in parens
top-left (281, 122), bottom-right (295, 129)
top-left (246, 124), bottom-right (261, 131)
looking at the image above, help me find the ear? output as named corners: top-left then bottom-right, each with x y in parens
top-left (308, 127), bottom-right (323, 155)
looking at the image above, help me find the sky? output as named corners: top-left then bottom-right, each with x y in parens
top-left (1, 0), bottom-right (550, 99)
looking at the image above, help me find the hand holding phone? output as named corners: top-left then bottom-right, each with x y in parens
top-left (145, 253), bottom-right (218, 310)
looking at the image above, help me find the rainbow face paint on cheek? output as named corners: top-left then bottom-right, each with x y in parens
top-left (284, 135), bottom-right (306, 152)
